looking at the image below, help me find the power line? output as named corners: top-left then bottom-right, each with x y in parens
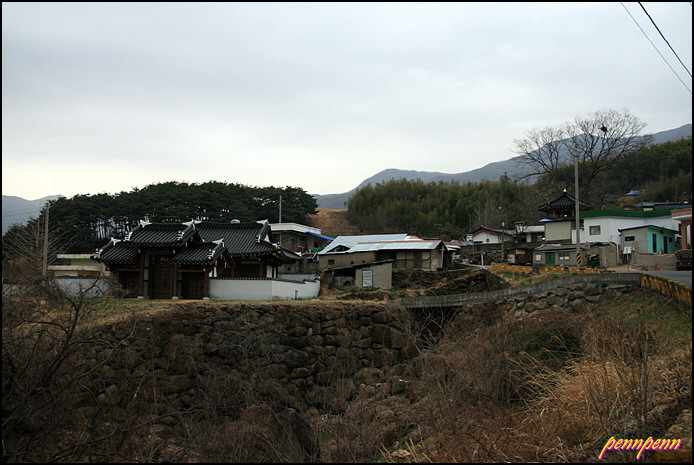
top-left (638, 2), bottom-right (692, 78)
top-left (620, 2), bottom-right (692, 94)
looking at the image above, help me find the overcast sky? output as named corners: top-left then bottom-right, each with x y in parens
top-left (2, 2), bottom-right (692, 201)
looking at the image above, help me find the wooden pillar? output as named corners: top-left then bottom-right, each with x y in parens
top-left (138, 254), bottom-right (146, 298)
top-left (203, 265), bottom-right (211, 300)
top-left (173, 262), bottom-right (179, 299)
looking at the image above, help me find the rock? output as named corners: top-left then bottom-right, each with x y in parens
top-left (163, 375), bottom-right (193, 394)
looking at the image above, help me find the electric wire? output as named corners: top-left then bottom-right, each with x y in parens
top-left (638, 2), bottom-right (692, 77)
top-left (620, 2), bottom-right (692, 94)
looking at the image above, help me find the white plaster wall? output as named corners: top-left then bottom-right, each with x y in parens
top-left (209, 278), bottom-right (320, 301)
top-left (582, 215), bottom-right (676, 243)
top-left (54, 277), bottom-right (110, 298)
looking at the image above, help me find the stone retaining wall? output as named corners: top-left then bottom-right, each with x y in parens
top-left (389, 273), bottom-right (642, 309)
top-left (78, 302), bottom-right (418, 430)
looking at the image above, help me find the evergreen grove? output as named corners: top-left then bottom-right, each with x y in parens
top-left (2, 137), bottom-right (691, 255)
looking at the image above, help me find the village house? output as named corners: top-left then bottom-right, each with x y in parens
top-left (91, 219), bottom-right (320, 301)
top-left (618, 224), bottom-right (678, 267)
top-left (49, 253), bottom-right (109, 277)
top-left (467, 226), bottom-right (514, 244)
top-left (317, 234), bottom-right (448, 289)
top-left (268, 222), bottom-right (334, 255)
top-left (538, 189), bottom-right (593, 245)
top-left (268, 222), bottom-right (334, 275)
top-left (672, 207), bottom-right (692, 249)
top-left (530, 190), bottom-right (687, 269)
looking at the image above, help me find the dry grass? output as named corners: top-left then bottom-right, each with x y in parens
top-left (306, 208), bottom-right (360, 238)
top-left (4, 279), bottom-right (690, 462)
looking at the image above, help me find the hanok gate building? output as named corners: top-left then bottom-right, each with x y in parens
top-left (92, 220), bottom-right (305, 300)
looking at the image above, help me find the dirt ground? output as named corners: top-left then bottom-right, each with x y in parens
top-left (306, 208), bottom-right (360, 238)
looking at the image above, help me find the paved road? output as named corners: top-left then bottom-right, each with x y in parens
top-left (629, 270), bottom-right (692, 287)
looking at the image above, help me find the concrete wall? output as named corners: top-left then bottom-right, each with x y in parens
top-left (545, 221), bottom-right (572, 242)
top-left (356, 262), bottom-right (393, 289)
top-left (209, 277), bottom-right (320, 301)
top-left (319, 251), bottom-right (377, 269)
top-left (53, 276), bottom-right (111, 298)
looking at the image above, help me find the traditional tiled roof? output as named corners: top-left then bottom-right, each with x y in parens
top-left (91, 238), bottom-right (139, 264)
top-left (196, 220), bottom-right (279, 255)
top-left (92, 219), bottom-right (302, 266)
top-left (126, 221), bottom-right (198, 247)
top-left (539, 190), bottom-right (592, 212)
top-left (171, 240), bottom-right (226, 265)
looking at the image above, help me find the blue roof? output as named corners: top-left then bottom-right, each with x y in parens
top-left (307, 231), bottom-right (335, 241)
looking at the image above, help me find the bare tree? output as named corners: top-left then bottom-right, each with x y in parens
top-left (513, 109), bottom-right (653, 199)
top-left (513, 125), bottom-right (568, 184)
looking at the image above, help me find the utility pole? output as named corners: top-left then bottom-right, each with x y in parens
top-left (574, 151), bottom-right (581, 267)
top-left (42, 203), bottom-right (49, 278)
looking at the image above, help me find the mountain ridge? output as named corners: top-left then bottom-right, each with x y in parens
top-left (2, 124), bottom-right (691, 231)
top-left (2, 195), bottom-right (64, 235)
top-left (312, 123), bottom-right (692, 209)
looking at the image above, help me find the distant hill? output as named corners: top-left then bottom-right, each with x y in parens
top-left (313, 124), bottom-right (692, 209)
top-left (2, 195), bottom-right (64, 235)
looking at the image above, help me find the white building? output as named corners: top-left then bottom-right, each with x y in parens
top-left (579, 209), bottom-right (677, 244)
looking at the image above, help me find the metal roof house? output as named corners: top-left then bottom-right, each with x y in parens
top-left (268, 222), bottom-right (334, 255)
top-left (92, 220), bottom-right (319, 300)
top-left (618, 224), bottom-right (678, 255)
top-left (317, 234), bottom-right (447, 272)
top-left (467, 226), bottom-right (514, 244)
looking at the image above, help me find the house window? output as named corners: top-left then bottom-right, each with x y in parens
top-left (534, 254), bottom-right (542, 262)
top-left (589, 226), bottom-right (601, 235)
top-left (328, 259), bottom-right (335, 265)
top-left (624, 236), bottom-right (635, 242)
top-left (559, 252), bottom-right (571, 261)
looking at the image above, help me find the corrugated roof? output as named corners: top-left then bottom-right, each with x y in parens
top-left (348, 240), bottom-right (444, 253)
top-left (319, 234), bottom-right (409, 254)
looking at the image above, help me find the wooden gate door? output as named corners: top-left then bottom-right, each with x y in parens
top-left (182, 272), bottom-right (205, 299)
top-left (150, 255), bottom-right (175, 299)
